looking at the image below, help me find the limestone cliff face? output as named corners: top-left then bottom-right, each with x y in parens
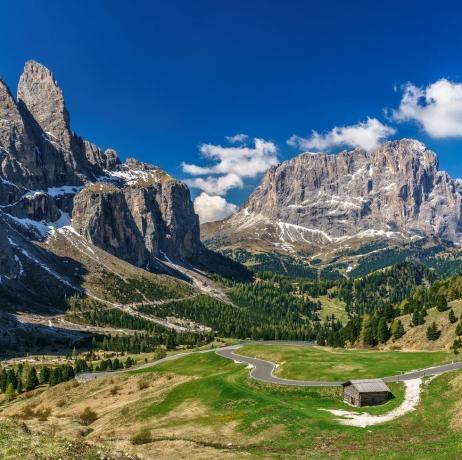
top-left (72, 184), bottom-right (150, 267)
top-left (72, 170), bottom-right (202, 267)
top-left (0, 60), bottom-right (203, 273)
top-left (205, 140), bottom-right (462, 251)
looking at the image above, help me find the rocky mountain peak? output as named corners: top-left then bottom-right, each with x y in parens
top-left (204, 139), bottom-right (462, 259)
top-left (17, 60), bottom-right (72, 149)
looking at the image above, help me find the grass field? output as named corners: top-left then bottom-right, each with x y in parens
top-left (1, 348), bottom-right (462, 458)
top-left (132, 352), bottom-right (462, 458)
top-left (317, 294), bottom-right (349, 323)
top-left (237, 344), bottom-right (455, 381)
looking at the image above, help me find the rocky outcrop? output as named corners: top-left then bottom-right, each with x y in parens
top-left (154, 180), bottom-right (201, 258)
top-left (72, 183), bottom-right (151, 267)
top-left (72, 175), bottom-right (202, 268)
top-left (205, 140), bottom-right (462, 252)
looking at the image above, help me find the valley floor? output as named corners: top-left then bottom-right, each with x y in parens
top-left (1, 344), bottom-right (462, 459)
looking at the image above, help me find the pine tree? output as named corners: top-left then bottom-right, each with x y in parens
top-left (5, 383), bottom-right (15, 401)
top-left (6, 369), bottom-right (17, 390)
top-left (426, 322), bottom-right (441, 341)
top-left (49, 367), bottom-right (62, 387)
top-left (436, 295), bottom-right (449, 312)
top-left (449, 309), bottom-right (457, 324)
top-left (363, 318), bottom-right (377, 346)
top-left (377, 318), bottom-right (390, 343)
top-left (392, 319), bottom-right (405, 340)
top-left (456, 322), bottom-right (462, 336)
top-left (39, 367), bottom-right (51, 384)
top-left (25, 368), bottom-right (39, 392)
top-left (0, 369), bottom-right (7, 393)
top-left (15, 374), bottom-right (23, 394)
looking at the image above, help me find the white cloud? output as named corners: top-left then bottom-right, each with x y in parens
top-left (193, 192), bottom-right (238, 223)
top-left (183, 138), bottom-right (278, 179)
top-left (391, 79), bottom-right (462, 138)
top-left (288, 118), bottom-right (396, 152)
top-left (226, 133), bottom-right (249, 144)
top-left (185, 173), bottom-right (243, 196)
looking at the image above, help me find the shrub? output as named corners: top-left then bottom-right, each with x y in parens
top-left (21, 404), bottom-right (35, 419)
top-left (35, 406), bottom-right (52, 421)
top-left (79, 407), bottom-right (98, 426)
top-left (110, 385), bottom-right (120, 396)
top-left (137, 379), bottom-right (150, 390)
top-left (130, 428), bottom-right (152, 445)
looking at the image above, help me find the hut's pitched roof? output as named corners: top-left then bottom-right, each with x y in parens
top-left (343, 379), bottom-right (390, 393)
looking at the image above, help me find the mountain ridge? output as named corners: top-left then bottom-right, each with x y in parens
top-left (202, 139), bottom-right (462, 275)
top-left (0, 60), bottom-right (249, 333)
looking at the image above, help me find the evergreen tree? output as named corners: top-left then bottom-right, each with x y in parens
top-left (377, 318), bottom-right (390, 343)
top-left (15, 374), bottom-right (23, 394)
top-left (5, 383), bottom-right (15, 400)
top-left (426, 322), bottom-right (441, 341)
top-left (456, 322), bottom-right (462, 336)
top-left (0, 369), bottom-right (7, 393)
top-left (436, 295), bottom-right (449, 312)
top-left (452, 338), bottom-right (462, 355)
top-left (25, 368), bottom-right (39, 392)
top-left (449, 309), bottom-right (457, 324)
top-left (392, 319), bottom-right (405, 340)
top-left (6, 369), bottom-right (17, 390)
top-left (39, 367), bottom-right (51, 384)
top-left (49, 367), bottom-right (62, 387)
top-left (363, 318), bottom-right (377, 346)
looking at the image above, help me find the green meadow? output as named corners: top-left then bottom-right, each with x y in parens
top-left (237, 344), bottom-right (455, 381)
top-left (132, 351), bottom-right (462, 459)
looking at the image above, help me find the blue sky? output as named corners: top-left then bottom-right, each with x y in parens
top-left (2, 0), bottom-right (462, 221)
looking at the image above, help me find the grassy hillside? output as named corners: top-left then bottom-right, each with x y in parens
top-left (237, 344), bottom-right (453, 381)
top-left (2, 350), bottom-right (462, 459)
top-left (317, 294), bottom-right (348, 323)
top-left (383, 300), bottom-right (462, 351)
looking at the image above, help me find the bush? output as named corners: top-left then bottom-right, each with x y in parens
top-left (35, 407), bottom-right (52, 421)
top-left (130, 428), bottom-right (152, 445)
top-left (137, 378), bottom-right (150, 390)
top-left (21, 404), bottom-right (36, 419)
top-left (79, 407), bottom-right (98, 426)
top-left (110, 385), bottom-right (120, 396)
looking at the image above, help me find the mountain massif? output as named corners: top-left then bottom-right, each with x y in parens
top-left (203, 139), bottom-right (462, 277)
top-left (0, 60), bottom-right (247, 350)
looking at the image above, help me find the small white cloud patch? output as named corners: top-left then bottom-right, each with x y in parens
top-left (391, 79), bottom-right (462, 138)
top-left (193, 192), bottom-right (238, 223)
top-left (226, 133), bottom-right (249, 144)
top-left (185, 173), bottom-right (243, 196)
top-left (288, 118), bottom-right (395, 152)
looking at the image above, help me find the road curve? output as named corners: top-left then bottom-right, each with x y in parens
top-left (217, 345), bottom-right (462, 387)
top-left (76, 346), bottom-right (232, 383)
top-left (77, 340), bottom-right (462, 386)
top-left (216, 346), bottom-right (342, 387)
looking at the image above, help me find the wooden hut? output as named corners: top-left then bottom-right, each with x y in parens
top-left (342, 379), bottom-right (390, 407)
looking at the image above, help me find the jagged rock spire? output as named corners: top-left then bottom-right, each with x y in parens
top-left (17, 60), bottom-right (72, 150)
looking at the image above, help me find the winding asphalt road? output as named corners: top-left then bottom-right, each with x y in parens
top-left (216, 344), bottom-right (462, 387)
top-left (77, 341), bottom-right (462, 386)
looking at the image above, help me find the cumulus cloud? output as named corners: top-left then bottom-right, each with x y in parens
top-left (391, 79), bottom-right (462, 138)
top-left (193, 192), bottom-right (238, 223)
top-left (226, 133), bottom-right (249, 143)
top-left (184, 136), bottom-right (277, 222)
top-left (182, 138), bottom-right (278, 180)
top-left (185, 173), bottom-right (243, 196)
top-left (288, 118), bottom-right (396, 152)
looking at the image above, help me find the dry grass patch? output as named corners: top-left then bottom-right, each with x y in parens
top-left (0, 372), bottom-right (192, 447)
